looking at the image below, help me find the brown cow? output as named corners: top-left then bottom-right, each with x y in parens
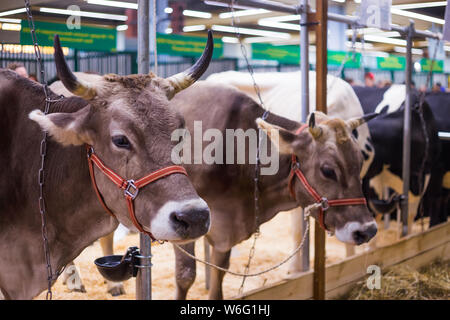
top-left (169, 82), bottom-right (377, 299)
top-left (0, 34), bottom-right (213, 300)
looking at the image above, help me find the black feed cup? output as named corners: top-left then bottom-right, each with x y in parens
top-left (94, 246), bottom-right (139, 282)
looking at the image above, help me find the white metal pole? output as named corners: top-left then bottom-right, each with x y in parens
top-left (299, 0), bottom-right (310, 272)
top-left (401, 21), bottom-right (414, 237)
top-left (137, 0), bottom-right (152, 301)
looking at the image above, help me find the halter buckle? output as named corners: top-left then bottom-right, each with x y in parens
top-left (87, 146), bottom-right (94, 158)
top-left (292, 161), bottom-right (300, 170)
top-left (124, 180), bottom-right (139, 200)
top-left (320, 197), bottom-right (330, 211)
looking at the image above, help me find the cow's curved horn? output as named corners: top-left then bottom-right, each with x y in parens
top-left (54, 35), bottom-right (96, 100)
top-left (347, 113), bottom-right (379, 130)
top-left (308, 112), bottom-right (323, 139)
top-left (165, 30), bottom-right (214, 98)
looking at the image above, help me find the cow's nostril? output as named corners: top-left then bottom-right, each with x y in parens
top-left (352, 230), bottom-right (368, 245)
top-left (170, 212), bottom-right (189, 230)
top-left (352, 224), bottom-right (377, 245)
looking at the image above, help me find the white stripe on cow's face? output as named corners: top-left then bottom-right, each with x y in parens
top-left (144, 198), bottom-right (210, 241)
top-left (374, 85), bottom-right (406, 114)
top-left (335, 221), bottom-right (378, 244)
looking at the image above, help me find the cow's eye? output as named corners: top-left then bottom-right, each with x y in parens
top-left (112, 135), bottom-right (131, 149)
top-left (321, 166), bottom-right (337, 181)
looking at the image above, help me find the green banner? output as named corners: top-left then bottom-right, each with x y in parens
top-left (157, 33), bottom-right (223, 58)
top-left (327, 50), bottom-right (361, 68)
top-left (251, 44), bottom-right (361, 67)
top-left (377, 55), bottom-right (406, 70)
top-left (20, 21), bottom-right (116, 51)
top-left (420, 58), bottom-right (444, 73)
top-left (251, 43), bottom-right (299, 64)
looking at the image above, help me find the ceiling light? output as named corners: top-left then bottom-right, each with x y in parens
top-left (221, 36), bottom-right (239, 43)
top-left (364, 34), bottom-right (407, 46)
top-left (392, 1), bottom-right (447, 10)
top-left (116, 24), bottom-right (128, 31)
top-left (183, 10), bottom-right (211, 19)
top-left (39, 7), bottom-right (128, 21)
top-left (203, 1), bottom-right (255, 10)
top-left (263, 14), bottom-right (300, 22)
top-left (0, 8), bottom-right (26, 17)
top-left (165, 27), bottom-right (173, 34)
top-left (0, 23), bottom-right (21, 31)
top-left (244, 37), bottom-right (284, 43)
top-left (391, 8), bottom-right (444, 25)
top-left (346, 28), bottom-right (401, 38)
top-left (345, 41), bottom-right (374, 49)
top-left (212, 25), bottom-right (291, 39)
top-left (0, 18), bottom-right (21, 23)
top-left (394, 46), bottom-right (424, 55)
top-left (85, 0), bottom-right (138, 9)
top-left (219, 9), bottom-right (269, 19)
top-left (183, 25), bottom-right (206, 32)
top-left (164, 7), bottom-right (173, 14)
top-left (258, 19), bottom-right (300, 31)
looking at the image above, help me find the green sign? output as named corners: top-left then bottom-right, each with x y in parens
top-left (157, 33), bottom-right (223, 58)
top-left (251, 44), bottom-right (361, 67)
top-left (21, 21), bottom-right (116, 51)
top-left (327, 50), bottom-right (361, 68)
top-left (377, 55), bottom-right (406, 70)
top-left (420, 58), bottom-right (444, 73)
top-left (251, 43), bottom-right (300, 64)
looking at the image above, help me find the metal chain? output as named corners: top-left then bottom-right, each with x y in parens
top-left (174, 218), bottom-right (310, 280)
top-left (24, 0), bottom-right (64, 300)
top-left (229, 0), bottom-right (270, 294)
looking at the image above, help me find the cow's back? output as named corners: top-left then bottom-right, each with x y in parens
top-left (206, 70), bottom-right (365, 120)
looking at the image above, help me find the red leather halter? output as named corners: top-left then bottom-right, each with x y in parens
top-left (86, 145), bottom-right (188, 241)
top-left (287, 124), bottom-right (367, 231)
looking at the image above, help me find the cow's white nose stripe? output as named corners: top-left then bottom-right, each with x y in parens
top-left (147, 198), bottom-right (210, 240)
top-left (335, 220), bottom-right (377, 244)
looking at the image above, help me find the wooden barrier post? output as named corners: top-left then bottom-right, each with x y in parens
top-left (313, 0), bottom-right (327, 301)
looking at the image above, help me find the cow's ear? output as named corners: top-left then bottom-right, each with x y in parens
top-left (29, 105), bottom-right (93, 146)
top-left (256, 118), bottom-right (309, 155)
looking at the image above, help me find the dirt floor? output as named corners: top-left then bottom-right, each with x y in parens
top-left (35, 212), bottom-right (430, 300)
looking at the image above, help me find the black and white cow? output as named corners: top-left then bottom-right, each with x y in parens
top-left (353, 85), bottom-right (448, 231)
top-left (418, 92), bottom-right (450, 226)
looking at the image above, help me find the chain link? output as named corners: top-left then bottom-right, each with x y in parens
top-left (229, 0), bottom-right (271, 294)
top-left (24, 0), bottom-right (65, 300)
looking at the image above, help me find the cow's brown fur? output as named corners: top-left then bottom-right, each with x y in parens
top-left (0, 69), bottom-right (208, 299)
top-left (168, 82), bottom-right (375, 299)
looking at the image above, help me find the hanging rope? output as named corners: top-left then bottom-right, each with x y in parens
top-left (173, 215), bottom-right (310, 280)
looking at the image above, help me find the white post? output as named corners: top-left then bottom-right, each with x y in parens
top-left (136, 0), bottom-right (152, 300)
top-left (401, 21), bottom-right (414, 237)
top-left (299, 0), bottom-right (310, 272)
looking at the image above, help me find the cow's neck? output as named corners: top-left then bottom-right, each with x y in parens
top-left (239, 107), bottom-right (302, 228)
top-left (256, 155), bottom-right (298, 225)
top-left (0, 77), bottom-right (117, 298)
